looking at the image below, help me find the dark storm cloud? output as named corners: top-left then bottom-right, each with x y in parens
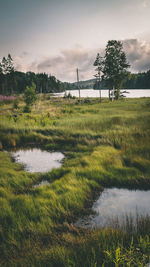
top-left (123, 39), bottom-right (150, 72)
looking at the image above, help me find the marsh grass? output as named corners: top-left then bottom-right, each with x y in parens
top-left (0, 97), bottom-right (150, 266)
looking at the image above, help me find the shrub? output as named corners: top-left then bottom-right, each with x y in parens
top-left (24, 83), bottom-right (37, 107)
top-left (13, 98), bottom-right (19, 109)
top-left (23, 104), bottom-right (31, 113)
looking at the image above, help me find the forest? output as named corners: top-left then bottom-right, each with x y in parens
top-left (0, 54), bottom-right (150, 96)
top-left (0, 54), bottom-right (69, 95)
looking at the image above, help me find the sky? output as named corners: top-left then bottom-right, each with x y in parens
top-left (0, 0), bottom-right (150, 82)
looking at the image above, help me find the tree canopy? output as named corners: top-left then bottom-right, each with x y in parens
top-left (103, 40), bottom-right (130, 99)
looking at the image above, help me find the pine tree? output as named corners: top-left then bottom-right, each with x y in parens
top-left (0, 62), bottom-right (4, 94)
top-left (1, 54), bottom-right (15, 95)
top-left (1, 57), bottom-right (8, 75)
top-left (6, 54), bottom-right (14, 74)
top-left (93, 53), bottom-right (104, 101)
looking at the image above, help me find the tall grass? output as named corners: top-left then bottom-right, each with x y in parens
top-left (0, 97), bottom-right (150, 266)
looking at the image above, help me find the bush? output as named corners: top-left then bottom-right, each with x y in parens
top-left (63, 92), bottom-right (75, 99)
top-left (84, 98), bottom-right (91, 103)
top-left (23, 104), bottom-right (31, 113)
top-left (24, 83), bottom-right (37, 106)
top-left (13, 98), bottom-right (19, 109)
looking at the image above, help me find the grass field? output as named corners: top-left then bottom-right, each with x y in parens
top-left (0, 96), bottom-right (150, 266)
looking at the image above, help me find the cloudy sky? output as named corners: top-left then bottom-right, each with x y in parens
top-left (0, 0), bottom-right (150, 82)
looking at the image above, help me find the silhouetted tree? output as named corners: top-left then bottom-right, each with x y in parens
top-left (103, 40), bottom-right (130, 100)
top-left (0, 54), bottom-right (15, 95)
top-left (93, 53), bottom-right (104, 101)
top-left (7, 54), bottom-right (15, 95)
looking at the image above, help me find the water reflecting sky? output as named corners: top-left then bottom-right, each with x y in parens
top-left (54, 89), bottom-right (150, 98)
top-left (11, 148), bottom-right (64, 173)
top-left (76, 188), bottom-right (150, 228)
top-left (93, 188), bottom-right (150, 224)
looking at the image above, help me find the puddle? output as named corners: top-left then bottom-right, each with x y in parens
top-left (11, 148), bottom-right (64, 173)
top-left (33, 180), bottom-right (50, 188)
top-left (76, 188), bottom-right (150, 228)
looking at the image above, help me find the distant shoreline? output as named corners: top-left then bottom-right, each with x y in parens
top-left (65, 88), bottom-right (150, 91)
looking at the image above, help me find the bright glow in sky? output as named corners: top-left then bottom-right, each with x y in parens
top-left (0, 0), bottom-right (150, 81)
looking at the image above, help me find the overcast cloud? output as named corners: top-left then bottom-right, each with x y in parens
top-left (123, 39), bottom-right (150, 72)
top-left (14, 39), bottom-right (150, 82)
top-left (25, 46), bottom-right (99, 82)
top-left (1, 0), bottom-right (150, 81)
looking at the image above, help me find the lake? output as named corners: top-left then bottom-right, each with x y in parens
top-left (75, 188), bottom-right (150, 229)
top-left (54, 89), bottom-right (150, 98)
top-left (11, 148), bottom-right (64, 173)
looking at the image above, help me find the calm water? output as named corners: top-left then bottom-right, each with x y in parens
top-left (33, 180), bottom-right (50, 188)
top-left (54, 89), bottom-right (150, 98)
top-left (11, 148), bottom-right (64, 173)
top-left (76, 188), bottom-right (150, 228)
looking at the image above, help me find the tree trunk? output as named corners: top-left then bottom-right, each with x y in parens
top-left (109, 89), bottom-right (110, 100)
top-left (99, 89), bottom-right (101, 102)
top-left (112, 86), bottom-right (115, 101)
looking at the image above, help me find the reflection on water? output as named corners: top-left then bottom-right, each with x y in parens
top-left (54, 89), bottom-right (150, 98)
top-left (11, 148), bottom-right (64, 173)
top-left (33, 180), bottom-right (50, 188)
top-left (76, 188), bottom-right (150, 228)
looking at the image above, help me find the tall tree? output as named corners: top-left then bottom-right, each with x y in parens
top-left (1, 57), bottom-right (8, 75)
top-left (7, 54), bottom-right (15, 95)
top-left (6, 54), bottom-right (14, 72)
top-left (103, 40), bottom-right (130, 100)
top-left (1, 54), bottom-right (15, 95)
top-left (93, 53), bottom-right (104, 101)
top-left (1, 57), bottom-right (8, 94)
top-left (0, 62), bottom-right (4, 94)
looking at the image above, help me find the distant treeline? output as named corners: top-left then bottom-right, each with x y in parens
top-left (0, 54), bottom-right (150, 95)
top-left (0, 54), bottom-right (70, 95)
top-left (123, 71), bottom-right (150, 89)
top-left (0, 70), bottom-right (71, 95)
top-left (86, 71), bottom-right (150, 90)
top-left (71, 70), bottom-right (150, 90)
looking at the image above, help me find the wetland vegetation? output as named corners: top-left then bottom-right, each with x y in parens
top-left (0, 95), bottom-right (150, 266)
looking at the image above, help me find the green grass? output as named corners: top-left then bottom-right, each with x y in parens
top-left (0, 97), bottom-right (150, 266)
